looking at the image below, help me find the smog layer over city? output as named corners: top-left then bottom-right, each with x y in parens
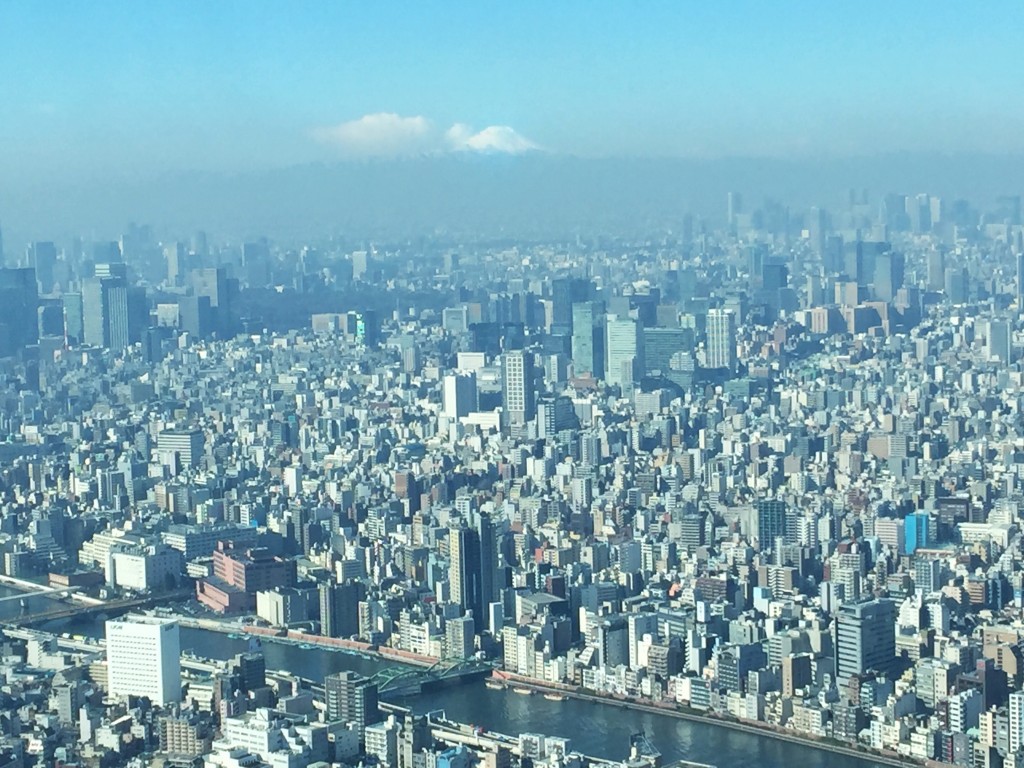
top-left (1, 4), bottom-right (1024, 768)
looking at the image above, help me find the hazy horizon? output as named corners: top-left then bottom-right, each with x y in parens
top-left (3, 1), bottom-right (1024, 242)
top-left (3, 150), bottom-right (1024, 245)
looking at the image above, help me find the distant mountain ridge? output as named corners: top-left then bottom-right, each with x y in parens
top-left (2, 152), bottom-right (1023, 243)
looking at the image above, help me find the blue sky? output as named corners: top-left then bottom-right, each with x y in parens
top-left (1, 1), bottom-right (1022, 180)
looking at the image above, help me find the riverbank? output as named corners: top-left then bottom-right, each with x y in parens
top-left (174, 615), bottom-right (440, 668)
top-left (490, 673), bottom-right (918, 768)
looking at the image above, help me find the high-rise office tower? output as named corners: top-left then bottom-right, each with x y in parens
top-left (165, 242), bottom-right (188, 287)
top-left (905, 512), bottom-right (930, 554)
top-left (449, 524), bottom-right (472, 609)
top-left (642, 327), bottom-right (690, 380)
top-left (157, 428), bottom-right (205, 469)
top-left (443, 372), bottom-right (478, 419)
top-left (727, 191), bottom-right (742, 230)
top-left (605, 315), bottom-right (642, 389)
top-left (944, 266), bottom-right (968, 304)
top-left (761, 259), bottom-right (789, 291)
top-left (907, 193), bottom-right (932, 234)
top-left (105, 279), bottom-right (131, 350)
top-left (756, 500), bottom-right (787, 549)
top-left (501, 349), bottom-right (534, 426)
top-left (550, 277), bottom-right (573, 335)
top-left (320, 580), bottom-right (367, 639)
top-left (82, 276), bottom-right (143, 351)
top-left (1010, 691), bottom-right (1024, 755)
top-left (63, 293), bottom-right (84, 345)
top-left (571, 300), bottom-right (606, 379)
top-left (449, 513), bottom-right (497, 626)
top-left (178, 294), bottom-right (215, 338)
top-left (928, 249), bottom-right (946, 292)
top-left (243, 240), bottom-right (272, 286)
top-left (833, 599), bottom-right (896, 681)
top-left (93, 241), bottom-right (122, 263)
top-left (191, 267), bottom-right (234, 335)
top-left (106, 615), bottom-right (181, 705)
top-left (808, 207), bottom-right (827, 255)
top-left (191, 230), bottom-right (208, 258)
top-left (987, 320), bottom-right (1011, 363)
top-left (872, 251), bottom-right (905, 302)
top-left (0, 268), bottom-right (39, 356)
top-left (1016, 252), bottom-right (1024, 305)
top-left (476, 512), bottom-right (496, 621)
top-left (450, 525), bottom-right (481, 621)
top-left (28, 242), bottom-right (57, 293)
top-left (745, 245), bottom-right (772, 287)
top-left (705, 309), bottom-right (736, 370)
top-left (324, 671), bottom-right (380, 735)
top-left (37, 299), bottom-right (65, 338)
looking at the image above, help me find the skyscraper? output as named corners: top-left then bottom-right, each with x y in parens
top-left (1009, 690), bottom-right (1024, 754)
top-left (605, 315), bottom-right (642, 389)
top-left (705, 309), bottom-right (736, 370)
top-left (165, 241), bottom-right (187, 287)
top-left (944, 267), bottom-right (968, 304)
top-left (808, 207), bottom-right (827, 255)
top-left (449, 513), bottom-right (497, 626)
top-left (63, 293), bottom-right (84, 344)
top-left (872, 251), bottom-right (905, 302)
top-left (501, 349), bottom-right (535, 426)
top-left (82, 276), bottom-right (143, 351)
top-left (550, 277), bottom-right (573, 335)
top-left (106, 615), bottom-right (181, 705)
top-left (320, 580), bottom-right (367, 639)
top-left (191, 267), bottom-right (235, 335)
top-left (905, 512), bottom-right (930, 555)
top-left (1017, 252), bottom-right (1024, 306)
top-left (443, 372), bottom-right (478, 419)
top-left (834, 599), bottom-right (896, 682)
top-left (642, 327), bottom-right (691, 381)
top-left (987, 320), bottom-right (1011, 363)
top-left (571, 300), bottom-right (605, 379)
top-left (324, 671), bottom-right (380, 736)
top-left (28, 241), bottom-right (57, 293)
top-left (0, 268), bottom-right (39, 356)
top-left (929, 249), bottom-right (947, 292)
top-left (157, 429), bottom-right (205, 469)
top-left (476, 512), bottom-right (497, 621)
top-left (727, 191), bottom-right (742, 230)
top-left (756, 499), bottom-right (787, 549)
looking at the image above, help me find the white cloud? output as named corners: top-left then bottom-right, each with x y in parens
top-left (311, 113), bottom-right (435, 157)
top-left (314, 113), bottom-right (539, 157)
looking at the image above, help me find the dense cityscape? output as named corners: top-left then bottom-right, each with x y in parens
top-left (0, 188), bottom-right (1022, 768)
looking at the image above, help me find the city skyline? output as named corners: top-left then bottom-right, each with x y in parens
top-left (3, 6), bottom-right (1024, 768)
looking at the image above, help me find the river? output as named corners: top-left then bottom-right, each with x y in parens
top-left (21, 599), bottom-right (888, 768)
top-left (0, 583), bottom-right (74, 622)
top-left (0, 584), bottom-right (886, 768)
